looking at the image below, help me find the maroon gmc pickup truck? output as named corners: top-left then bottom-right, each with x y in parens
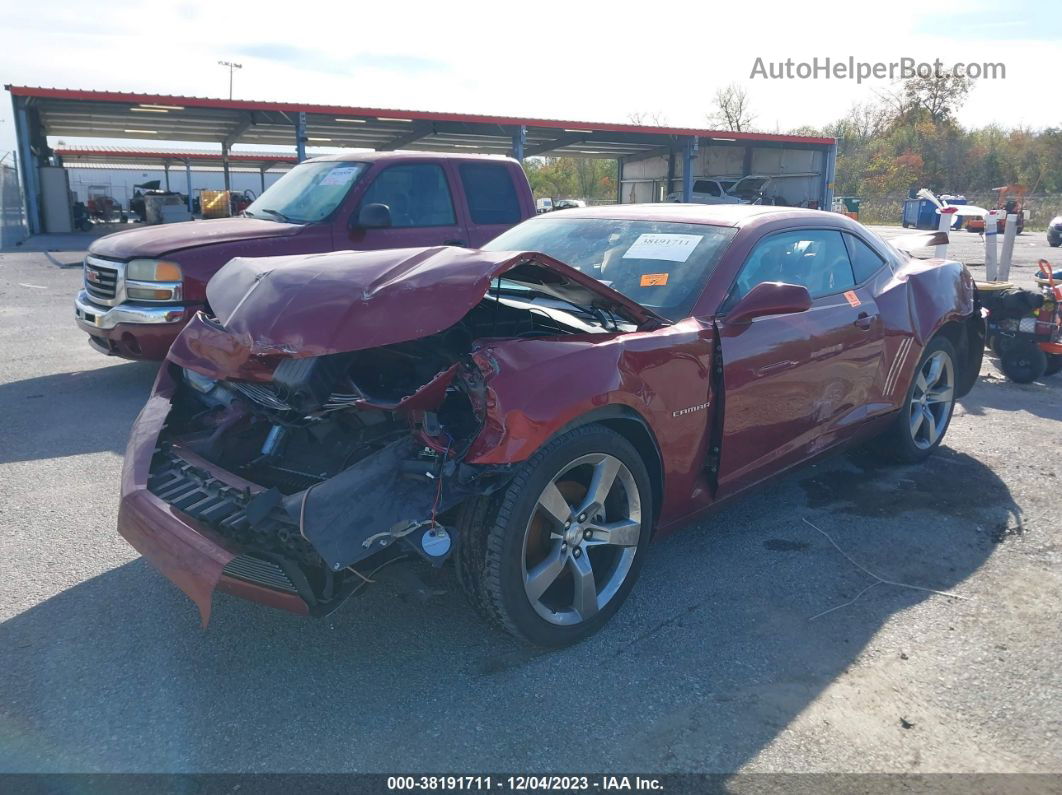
top-left (75, 151), bottom-right (535, 359)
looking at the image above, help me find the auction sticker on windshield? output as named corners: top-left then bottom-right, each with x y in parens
top-left (319, 167), bottom-right (360, 187)
top-left (623, 233), bottom-right (702, 262)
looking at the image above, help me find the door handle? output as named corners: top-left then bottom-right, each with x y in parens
top-left (853, 312), bottom-right (876, 330)
top-left (443, 239), bottom-right (466, 246)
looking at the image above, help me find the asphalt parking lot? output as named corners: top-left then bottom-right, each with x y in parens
top-left (0, 226), bottom-right (1059, 775)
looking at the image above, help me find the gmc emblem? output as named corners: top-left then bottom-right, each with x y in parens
top-left (85, 269), bottom-right (100, 284)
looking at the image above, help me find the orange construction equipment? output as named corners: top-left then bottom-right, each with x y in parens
top-left (965, 185), bottom-right (1026, 234)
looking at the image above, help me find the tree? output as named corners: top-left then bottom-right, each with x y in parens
top-left (627, 111), bottom-right (669, 126)
top-left (877, 70), bottom-right (975, 125)
top-left (709, 83), bottom-right (755, 132)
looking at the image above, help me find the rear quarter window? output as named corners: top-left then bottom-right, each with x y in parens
top-left (459, 163), bottom-right (521, 225)
top-left (845, 233), bottom-right (888, 283)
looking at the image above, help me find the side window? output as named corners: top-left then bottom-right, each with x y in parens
top-left (359, 164), bottom-right (455, 228)
top-left (729, 229), bottom-right (855, 306)
top-left (693, 180), bottom-right (721, 196)
top-left (459, 163), bottom-right (521, 225)
top-left (844, 233), bottom-right (887, 283)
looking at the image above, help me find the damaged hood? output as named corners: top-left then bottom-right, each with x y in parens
top-left (198, 246), bottom-right (661, 359)
top-left (89, 217), bottom-right (305, 259)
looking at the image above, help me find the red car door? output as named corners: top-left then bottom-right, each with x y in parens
top-left (344, 161), bottom-right (467, 250)
top-left (714, 228), bottom-right (884, 497)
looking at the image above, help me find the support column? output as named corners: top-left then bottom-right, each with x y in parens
top-left (821, 142), bottom-right (837, 211)
top-left (510, 125), bottom-right (527, 162)
top-left (12, 96), bottom-right (42, 235)
top-left (295, 112), bottom-right (307, 162)
top-left (221, 144), bottom-right (231, 191)
top-left (682, 136), bottom-right (698, 203)
top-left (163, 162), bottom-right (171, 192)
top-left (616, 158), bottom-right (623, 205)
top-left (666, 149), bottom-right (676, 196)
top-left (259, 167), bottom-right (266, 195)
top-left (184, 160), bottom-right (193, 214)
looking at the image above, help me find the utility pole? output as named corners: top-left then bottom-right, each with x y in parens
top-left (217, 60), bottom-right (243, 100)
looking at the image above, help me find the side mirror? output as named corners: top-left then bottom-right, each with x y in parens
top-left (726, 281), bottom-right (812, 325)
top-left (353, 203), bottom-right (392, 229)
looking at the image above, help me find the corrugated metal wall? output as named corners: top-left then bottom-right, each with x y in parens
top-left (0, 154), bottom-right (28, 248)
top-left (619, 145), bottom-right (826, 207)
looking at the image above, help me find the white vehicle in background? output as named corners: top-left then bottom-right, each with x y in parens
top-left (536, 198), bottom-right (554, 214)
top-left (666, 175), bottom-right (771, 205)
top-left (553, 198), bottom-right (587, 211)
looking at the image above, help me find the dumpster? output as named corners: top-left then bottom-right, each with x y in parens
top-left (902, 198), bottom-right (938, 229)
top-left (904, 195), bottom-right (967, 230)
top-left (831, 196), bottom-right (861, 220)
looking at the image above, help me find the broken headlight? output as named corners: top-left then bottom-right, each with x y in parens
top-left (183, 367), bottom-right (217, 394)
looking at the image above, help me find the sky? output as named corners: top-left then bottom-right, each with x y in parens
top-left (1, 0), bottom-right (1060, 156)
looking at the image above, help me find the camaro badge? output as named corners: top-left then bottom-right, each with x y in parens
top-left (673, 402), bottom-right (710, 417)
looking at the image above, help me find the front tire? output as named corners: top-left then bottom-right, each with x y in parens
top-left (874, 336), bottom-right (958, 463)
top-left (457, 425), bottom-right (652, 647)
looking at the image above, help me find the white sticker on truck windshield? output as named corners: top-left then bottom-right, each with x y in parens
top-left (319, 167), bottom-right (359, 187)
top-left (623, 233), bottom-right (702, 263)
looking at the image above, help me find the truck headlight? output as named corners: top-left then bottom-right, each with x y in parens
top-left (126, 259), bottom-right (183, 301)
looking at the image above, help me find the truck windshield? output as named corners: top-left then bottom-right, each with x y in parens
top-left (245, 161), bottom-right (368, 224)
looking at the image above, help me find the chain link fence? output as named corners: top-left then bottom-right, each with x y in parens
top-left (1, 152), bottom-right (28, 248)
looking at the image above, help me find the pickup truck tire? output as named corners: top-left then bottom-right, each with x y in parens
top-left (874, 336), bottom-right (958, 464)
top-left (456, 425), bottom-right (651, 647)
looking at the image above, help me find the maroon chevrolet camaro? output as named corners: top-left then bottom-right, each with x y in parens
top-left (118, 204), bottom-right (984, 646)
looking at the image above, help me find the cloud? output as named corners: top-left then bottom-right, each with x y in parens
top-left (234, 44), bottom-right (447, 76)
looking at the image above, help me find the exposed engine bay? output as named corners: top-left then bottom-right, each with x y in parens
top-left (150, 284), bottom-right (634, 612)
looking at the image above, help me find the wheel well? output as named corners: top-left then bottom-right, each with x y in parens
top-left (935, 315), bottom-right (985, 398)
top-left (597, 416), bottom-right (664, 530)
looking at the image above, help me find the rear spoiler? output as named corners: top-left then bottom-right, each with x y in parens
top-left (890, 231), bottom-right (949, 254)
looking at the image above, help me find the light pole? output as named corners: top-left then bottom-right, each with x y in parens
top-left (217, 60), bottom-right (243, 100)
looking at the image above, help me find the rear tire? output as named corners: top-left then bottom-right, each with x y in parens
top-left (1000, 341), bottom-right (1047, 383)
top-left (456, 425), bottom-right (652, 647)
top-left (1045, 354), bottom-right (1062, 376)
top-left (874, 336), bottom-right (958, 464)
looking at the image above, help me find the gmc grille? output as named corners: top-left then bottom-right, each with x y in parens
top-left (84, 260), bottom-right (119, 301)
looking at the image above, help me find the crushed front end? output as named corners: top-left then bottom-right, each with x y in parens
top-left (120, 324), bottom-right (511, 621)
top-left (117, 246), bottom-right (650, 622)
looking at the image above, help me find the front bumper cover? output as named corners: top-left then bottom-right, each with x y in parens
top-left (118, 369), bottom-right (310, 622)
top-left (76, 291), bottom-right (191, 359)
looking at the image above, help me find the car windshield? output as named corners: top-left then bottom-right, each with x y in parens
top-left (245, 161), bottom-right (368, 224)
top-left (483, 217), bottom-right (738, 320)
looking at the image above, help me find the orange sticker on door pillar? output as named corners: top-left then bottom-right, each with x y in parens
top-left (640, 273), bottom-right (669, 287)
top-left (844, 290), bottom-right (861, 307)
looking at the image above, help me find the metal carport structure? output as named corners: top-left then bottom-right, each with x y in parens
top-left (8, 85), bottom-right (835, 235)
top-left (52, 147), bottom-right (297, 213)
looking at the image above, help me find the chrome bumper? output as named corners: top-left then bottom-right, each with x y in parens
top-left (75, 290), bottom-right (186, 329)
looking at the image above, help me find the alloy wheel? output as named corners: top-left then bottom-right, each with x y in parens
top-left (521, 453), bottom-right (642, 626)
top-left (908, 350), bottom-right (955, 450)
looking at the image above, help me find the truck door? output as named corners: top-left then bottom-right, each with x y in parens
top-left (345, 162), bottom-right (466, 250)
top-left (714, 228), bottom-right (884, 496)
top-left (454, 161), bottom-right (527, 248)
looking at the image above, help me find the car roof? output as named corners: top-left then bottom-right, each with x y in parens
top-left (305, 150), bottom-right (517, 165)
top-left (543, 203), bottom-right (840, 227)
